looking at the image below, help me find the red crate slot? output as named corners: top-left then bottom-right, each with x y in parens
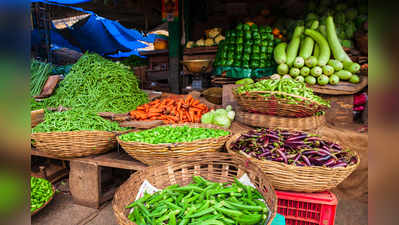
top-left (276, 190), bottom-right (338, 225)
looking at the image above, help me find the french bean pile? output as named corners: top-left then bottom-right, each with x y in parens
top-left (119, 126), bottom-right (230, 144)
top-left (231, 128), bottom-right (358, 168)
top-left (31, 59), bottom-right (53, 96)
top-left (44, 53), bottom-right (148, 113)
top-left (32, 109), bottom-right (128, 133)
top-left (31, 176), bottom-right (53, 213)
top-left (126, 176), bottom-right (269, 225)
top-left (235, 77), bottom-right (330, 107)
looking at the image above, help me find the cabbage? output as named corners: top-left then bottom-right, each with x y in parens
top-left (201, 112), bottom-right (214, 124)
top-left (214, 116), bottom-right (231, 128)
top-left (227, 111), bottom-right (235, 121)
top-left (226, 105), bottom-right (232, 112)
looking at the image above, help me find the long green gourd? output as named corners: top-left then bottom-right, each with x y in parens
top-left (286, 26), bottom-right (304, 66)
top-left (325, 16), bottom-right (352, 63)
top-left (304, 29), bottom-right (330, 66)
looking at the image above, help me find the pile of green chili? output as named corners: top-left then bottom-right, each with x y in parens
top-left (44, 53), bottom-right (148, 113)
top-left (32, 109), bottom-right (128, 133)
top-left (236, 77), bottom-right (330, 107)
top-left (31, 176), bottom-right (54, 213)
top-left (126, 176), bottom-right (269, 225)
top-left (119, 126), bottom-right (230, 144)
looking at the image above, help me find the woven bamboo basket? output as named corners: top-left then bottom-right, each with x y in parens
top-left (112, 152), bottom-right (277, 225)
top-left (235, 109), bottom-right (327, 131)
top-left (117, 123), bottom-right (231, 165)
top-left (31, 177), bottom-right (56, 216)
top-left (31, 131), bottom-right (117, 158)
top-left (226, 133), bottom-right (360, 192)
top-left (233, 88), bottom-right (329, 117)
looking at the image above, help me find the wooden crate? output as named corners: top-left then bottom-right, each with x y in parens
top-left (321, 94), bottom-right (354, 126)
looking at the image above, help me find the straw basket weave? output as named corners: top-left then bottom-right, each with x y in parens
top-left (31, 131), bottom-right (117, 158)
top-left (112, 152), bottom-right (277, 225)
top-left (31, 177), bottom-right (56, 216)
top-left (233, 89), bottom-right (329, 117)
top-left (117, 123), bottom-right (231, 165)
top-left (226, 133), bottom-right (360, 192)
top-left (235, 109), bottom-right (327, 131)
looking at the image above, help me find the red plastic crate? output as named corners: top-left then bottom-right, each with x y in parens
top-left (276, 190), bottom-right (338, 225)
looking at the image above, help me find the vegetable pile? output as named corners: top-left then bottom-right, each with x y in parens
top-left (201, 105), bottom-right (236, 128)
top-left (129, 95), bottom-right (209, 124)
top-left (44, 53), bottom-right (148, 113)
top-left (186, 27), bottom-right (225, 48)
top-left (235, 77), bottom-right (330, 107)
top-left (31, 176), bottom-right (54, 213)
top-left (119, 125), bottom-right (230, 144)
top-left (32, 109), bottom-right (127, 133)
top-left (214, 23), bottom-right (281, 69)
top-left (274, 16), bottom-right (361, 85)
top-left (230, 128), bottom-right (358, 168)
top-left (30, 59), bottom-right (53, 97)
top-left (126, 176), bottom-right (269, 225)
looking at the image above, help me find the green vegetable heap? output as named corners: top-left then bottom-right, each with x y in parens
top-left (31, 176), bottom-right (54, 213)
top-left (44, 52), bottom-right (148, 113)
top-left (119, 126), bottom-right (230, 144)
top-left (32, 109), bottom-right (128, 133)
top-left (126, 176), bottom-right (269, 225)
top-left (236, 77), bottom-right (330, 107)
top-left (214, 23), bottom-right (280, 69)
top-left (201, 105), bottom-right (235, 129)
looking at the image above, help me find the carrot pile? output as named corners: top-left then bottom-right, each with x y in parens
top-left (129, 95), bottom-right (209, 124)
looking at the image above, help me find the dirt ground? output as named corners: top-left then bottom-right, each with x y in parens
top-left (31, 179), bottom-right (368, 225)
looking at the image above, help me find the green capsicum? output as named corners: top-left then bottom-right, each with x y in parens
top-left (230, 30), bottom-right (237, 38)
top-left (259, 26), bottom-right (267, 34)
top-left (227, 51), bottom-right (235, 59)
top-left (233, 60), bottom-right (241, 67)
top-left (237, 30), bottom-right (244, 37)
top-left (253, 39), bottom-right (261, 45)
top-left (236, 45), bottom-right (243, 52)
top-left (266, 47), bottom-right (273, 54)
top-left (266, 26), bottom-right (272, 33)
top-left (251, 53), bottom-right (260, 60)
top-left (236, 37), bottom-right (243, 44)
top-left (243, 46), bottom-right (252, 54)
top-left (252, 45), bottom-right (260, 54)
top-left (243, 24), bottom-right (251, 31)
top-left (259, 61), bottom-right (266, 68)
top-left (260, 46), bottom-right (267, 53)
top-left (251, 24), bottom-right (258, 31)
top-left (250, 60), bottom-right (260, 69)
top-left (235, 53), bottom-right (242, 61)
top-left (242, 60), bottom-right (250, 68)
top-left (226, 58), bottom-right (234, 66)
top-left (242, 53), bottom-right (250, 61)
top-left (236, 23), bottom-right (243, 30)
top-left (252, 32), bottom-right (260, 40)
top-left (244, 31), bottom-right (252, 40)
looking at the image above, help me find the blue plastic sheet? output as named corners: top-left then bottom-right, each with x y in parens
top-left (31, 0), bottom-right (92, 4)
top-left (31, 0), bottom-right (161, 58)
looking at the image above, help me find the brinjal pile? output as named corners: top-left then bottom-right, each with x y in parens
top-left (230, 128), bottom-right (357, 168)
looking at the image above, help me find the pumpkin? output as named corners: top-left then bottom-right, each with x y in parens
top-left (154, 39), bottom-right (168, 50)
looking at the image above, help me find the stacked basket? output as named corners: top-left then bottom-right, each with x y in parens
top-left (117, 123), bottom-right (231, 166)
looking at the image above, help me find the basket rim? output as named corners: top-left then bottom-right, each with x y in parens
top-left (116, 123), bottom-right (232, 147)
top-left (233, 88), bottom-right (330, 108)
top-left (31, 130), bottom-right (118, 135)
top-left (226, 132), bottom-right (360, 171)
top-left (31, 176), bottom-right (56, 216)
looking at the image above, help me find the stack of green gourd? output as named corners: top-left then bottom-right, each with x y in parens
top-left (273, 16), bottom-right (361, 86)
top-left (215, 23), bottom-right (280, 69)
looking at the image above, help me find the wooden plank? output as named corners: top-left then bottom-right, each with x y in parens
top-left (183, 46), bottom-right (218, 55)
top-left (31, 148), bottom-right (147, 171)
top-left (140, 49), bottom-right (169, 56)
top-left (69, 161), bottom-right (101, 208)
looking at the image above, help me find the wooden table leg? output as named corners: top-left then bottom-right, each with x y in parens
top-left (69, 161), bottom-right (102, 208)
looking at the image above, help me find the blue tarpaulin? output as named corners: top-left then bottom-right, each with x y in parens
top-left (31, 0), bottom-right (92, 4)
top-left (31, 0), bottom-right (161, 58)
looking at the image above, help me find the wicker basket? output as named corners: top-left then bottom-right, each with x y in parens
top-left (112, 152), bottom-right (277, 225)
top-left (202, 87), bottom-right (223, 105)
top-left (31, 131), bottom-right (117, 158)
top-left (226, 133), bottom-right (360, 192)
top-left (233, 89), bottom-right (329, 117)
top-left (235, 109), bottom-right (327, 131)
top-left (117, 123), bottom-right (231, 165)
top-left (31, 177), bottom-right (56, 216)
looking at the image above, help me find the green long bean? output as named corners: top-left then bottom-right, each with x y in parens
top-left (32, 109), bottom-right (127, 132)
top-left (43, 53), bottom-right (148, 113)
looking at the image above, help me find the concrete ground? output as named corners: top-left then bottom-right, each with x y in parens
top-left (32, 179), bottom-right (368, 225)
